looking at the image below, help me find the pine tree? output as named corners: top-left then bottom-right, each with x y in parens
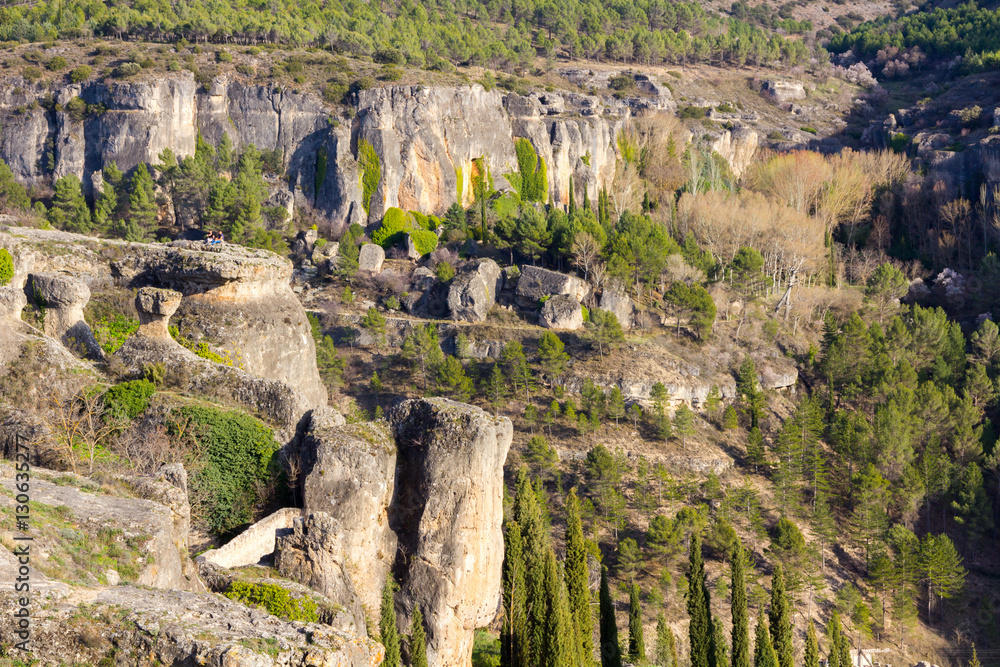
top-left (656, 615), bottom-right (675, 667)
top-left (804, 620), bottom-right (819, 667)
top-left (487, 363), bottom-right (507, 416)
top-left (608, 387), bottom-right (626, 427)
top-left (753, 616), bottom-right (778, 667)
top-left (599, 566), bottom-right (622, 667)
top-left (128, 163), bottom-right (158, 235)
top-left (380, 578), bottom-right (401, 667)
top-left (826, 612), bottom-right (843, 667)
top-left (410, 606), bottom-right (428, 667)
top-left (628, 583), bottom-right (645, 663)
top-left (538, 331), bottom-right (570, 380)
top-left (688, 533), bottom-right (713, 667)
top-left (768, 564), bottom-right (793, 667)
top-left (674, 403), bottom-right (696, 447)
top-left (48, 174), bottom-right (91, 234)
top-left (502, 519), bottom-right (527, 667)
top-left (731, 543), bottom-right (750, 667)
top-left (736, 357), bottom-right (765, 429)
top-left (565, 489), bottom-right (593, 665)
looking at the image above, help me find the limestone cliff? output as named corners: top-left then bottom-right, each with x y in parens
top-left (0, 77), bottom-right (659, 227)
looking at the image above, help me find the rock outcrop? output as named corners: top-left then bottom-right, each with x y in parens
top-left (540, 294), bottom-right (584, 330)
top-left (761, 80), bottom-right (807, 103)
top-left (516, 265), bottom-right (589, 306)
top-left (28, 272), bottom-right (103, 358)
top-left (388, 398), bottom-right (512, 667)
top-left (358, 243), bottom-right (385, 274)
top-left (447, 258), bottom-right (502, 322)
top-left (709, 127), bottom-right (760, 179)
top-left (599, 285), bottom-right (633, 330)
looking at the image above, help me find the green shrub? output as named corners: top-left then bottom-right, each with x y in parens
top-left (69, 64), bottom-right (92, 83)
top-left (46, 56), bottom-right (67, 71)
top-left (103, 379), bottom-right (156, 421)
top-left (357, 139), bottom-right (380, 214)
top-left (800, 126), bottom-right (818, 134)
top-left (679, 105), bottom-right (709, 120)
top-left (91, 315), bottom-right (140, 354)
top-left (435, 261), bottom-right (455, 282)
top-left (224, 582), bottom-right (318, 622)
top-left (22, 66), bottom-right (42, 82)
top-left (176, 405), bottom-right (282, 537)
top-left (216, 50), bottom-right (233, 63)
top-left (0, 248), bottom-right (12, 286)
top-left (408, 229), bottom-right (438, 256)
top-left (112, 62), bottom-right (142, 78)
top-left (889, 132), bottom-right (911, 153)
top-left (371, 207), bottom-right (409, 247)
top-left (65, 97), bottom-right (88, 122)
top-left (608, 73), bottom-right (634, 91)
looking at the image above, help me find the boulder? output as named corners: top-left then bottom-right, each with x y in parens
top-left (761, 80), bottom-right (806, 103)
top-left (410, 266), bottom-right (437, 292)
top-left (28, 272), bottom-right (102, 358)
top-left (599, 285), bottom-right (633, 330)
top-left (447, 259), bottom-right (502, 322)
top-left (311, 240), bottom-right (339, 275)
top-left (281, 416), bottom-right (397, 617)
top-left (540, 294), bottom-right (584, 330)
top-left (388, 398), bottom-right (512, 667)
top-left (358, 243), bottom-right (385, 274)
top-left (516, 265), bottom-right (589, 307)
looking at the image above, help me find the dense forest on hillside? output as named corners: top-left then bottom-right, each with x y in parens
top-left (0, 0), bottom-right (814, 69)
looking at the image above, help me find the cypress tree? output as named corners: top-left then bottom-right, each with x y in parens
top-left (713, 620), bottom-right (730, 667)
top-left (514, 467), bottom-right (548, 667)
top-left (769, 564), bottom-right (793, 667)
top-left (655, 615), bottom-right (675, 667)
top-left (569, 177), bottom-right (576, 214)
top-left (502, 520), bottom-right (527, 667)
top-left (827, 612), bottom-right (842, 667)
top-left (380, 578), bottom-right (401, 667)
top-left (837, 630), bottom-right (852, 667)
top-left (599, 566), bottom-right (622, 667)
top-left (628, 583), bottom-right (645, 663)
top-left (583, 187), bottom-right (591, 214)
top-left (753, 617), bottom-right (778, 667)
top-left (565, 488), bottom-right (593, 665)
top-left (410, 606), bottom-right (428, 667)
top-left (731, 544), bottom-right (750, 667)
top-left (804, 620), bottom-right (819, 667)
top-left (542, 547), bottom-right (578, 667)
top-left (688, 533), bottom-right (713, 667)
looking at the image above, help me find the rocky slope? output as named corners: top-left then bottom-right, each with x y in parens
top-left (0, 75), bottom-right (675, 228)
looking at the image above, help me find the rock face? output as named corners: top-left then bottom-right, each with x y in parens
top-left (599, 284), bottom-right (633, 330)
top-left (297, 418), bottom-right (398, 616)
top-left (447, 258), bottom-right (502, 322)
top-left (540, 294), bottom-right (584, 330)
top-left (28, 272), bottom-right (102, 358)
top-left (359, 243), bottom-right (385, 274)
top-left (516, 265), bottom-right (589, 306)
top-left (709, 127), bottom-right (760, 179)
top-left (0, 78), bottom-right (658, 227)
top-left (388, 398), bottom-right (513, 667)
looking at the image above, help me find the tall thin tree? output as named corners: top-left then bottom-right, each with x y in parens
top-left (731, 543), bottom-right (751, 667)
top-left (599, 566), bottom-right (622, 667)
top-left (565, 488), bottom-right (594, 665)
top-left (769, 564), bottom-right (793, 667)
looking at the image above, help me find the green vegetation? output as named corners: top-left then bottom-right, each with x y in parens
top-left (103, 379), bottom-right (155, 421)
top-left (174, 406), bottom-right (282, 537)
top-left (224, 582), bottom-right (319, 622)
top-left (358, 139), bottom-right (380, 215)
top-left (408, 230), bottom-right (438, 256)
top-left (91, 315), bottom-right (140, 354)
top-left (0, 248), bottom-right (13, 286)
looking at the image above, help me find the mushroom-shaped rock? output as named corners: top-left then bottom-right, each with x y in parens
top-left (540, 294), bottom-right (584, 330)
top-left (28, 272), bottom-right (102, 358)
top-left (358, 243), bottom-right (385, 274)
top-left (388, 398), bottom-right (512, 667)
top-left (447, 259), bottom-right (502, 323)
top-left (135, 287), bottom-right (182, 338)
top-left (516, 265), bottom-right (589, 307)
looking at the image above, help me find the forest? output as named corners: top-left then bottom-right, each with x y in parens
top-left (0, 0), bottom-right (814, 70)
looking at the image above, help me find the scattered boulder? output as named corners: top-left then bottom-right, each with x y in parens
top-left (447, 259), bottom-right (502, 322)
top-left (516, 265), bottom-right (589, 307)
top-left (599, 285), bottom-right (633, 330)
top-left (389, 398), bottom-right (512, 667)
top-left (311, 241), bottom-right (340, 275)
top-left (410, 266), bottom-right (437, 292)
top-left (540, 294), bottom-right (584, 330)
top-left (28, 272), bottom-right (103, 358)
top-left (290, 228), bottom-right (318, 257)
top-left (359, 243), bottom-right (385, 274)
top-left (761, 80), bottom-right (806, 103)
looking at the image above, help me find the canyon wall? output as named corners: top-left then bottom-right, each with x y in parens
top-left (0, 74), bottom-right (674, 228)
